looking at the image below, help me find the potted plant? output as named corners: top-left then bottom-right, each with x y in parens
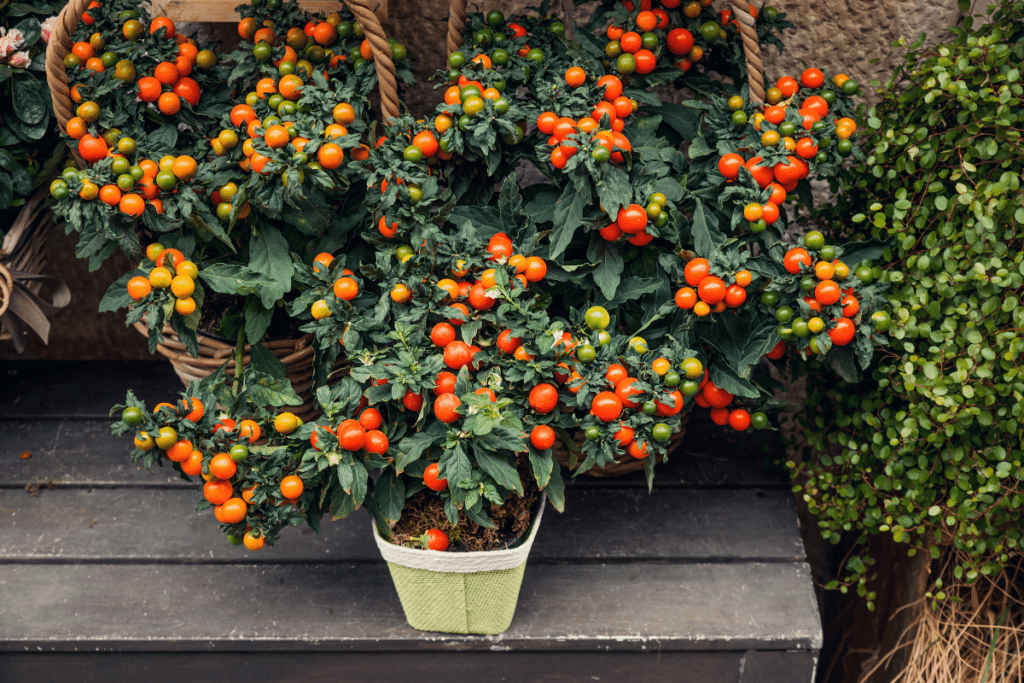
top-left (87, 0), bottom-right (894, 637)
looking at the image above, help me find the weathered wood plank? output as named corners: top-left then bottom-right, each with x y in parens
top-left (0, 418), bottom-right (786, 489)
top-left (0, 562), bottom-right (822, 652)
top-left (741, 650), bottom-right (818, 683)
top-left (0, 488), bottom-right (804, 562)
top-left (0, 651), bottom-right (749, 683)
top-left (0, 362), bottom-right (179, 419)
top-left (0, 421), bottom-right (188, 488)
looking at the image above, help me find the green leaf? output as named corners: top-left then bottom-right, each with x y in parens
top-left (474, 448), bottom-right (523, 494)
top-left (0, 150), bottom-right (32, 197)
top-left (549, 177), bottom-right (591, 260)
top-left (282, 189), bottom-right (331, 236)
top-left (593, 165), bottom-right (631, 224)
top-left (248, 226), bottom-right (295, 308)
top-left (200, 264), bottom-right (263, 297)
top-left (600, 275), bottom-right (661, 309)
top-left (706, 307), bottom-right (778, 378)
top-left (98, 271), bottom-right (137, 313)
top-left (651, 102), bottom-right (700, 139)
top-left (250, 344), bottom-right (287, 380)
top-left (13, 17), bottom-right (42, 47)
top-left (838, 237), bottom-right (889, 266)
top-left (523, 188), bottom-right (559, 225)
top-left (828, 346), bottom-right (859, 383)
top-left (528, 445), bottom-right (554, 488)
top-left (544, 465), bottom-right (565, 512)
top-left (4, 3), bottom-right (37, 16)
top-left (0, 170), bottom-right (13, 209)
top-left (243, 297), bottom-right (273, 345)
top-left (147, 124), bottom-right (178, 153)
top-left (438, 441), bottom-right (473, 485)
top-left (708, 362), bottom-right (760, 399)
top-left (373, 470), bottom-right (405, 522)
top-left (590, 241), bottom-right (623, 300)
top-left (691, 200), bottom-right (725, 257)
top-left (396, 423), bottom-right (445, 473)
top-left (245, 369), bottom-right (303, 407)
top-left (5, 112), bottom-right (46, 142)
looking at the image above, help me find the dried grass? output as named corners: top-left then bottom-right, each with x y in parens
top-left (862, 553), bottom-right (1024, 683)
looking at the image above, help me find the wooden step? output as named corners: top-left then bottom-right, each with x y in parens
top-left (0, 362), bottom-right (821, 682)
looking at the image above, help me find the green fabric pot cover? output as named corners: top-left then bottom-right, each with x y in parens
top-left (372, 495), bottom-right (546, 635)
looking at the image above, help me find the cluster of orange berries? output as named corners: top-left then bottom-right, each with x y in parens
top-left (674, 258), bottom-right (751, 316)
top-left (225, 95), bottom-right (356, 179)
top-left (308, 406), bottom-right (390, 455)
top-left (536, 73), bottom-right (635, 169)
top-left (750, 69), bottom-right (858, 153)
top-left (67, 12), bottom-right (211, 117)
top-left (692, 377), bottom-right (754, 431)
top-left (778, 246), bottom-right (858, 347)
top-left (309, 252), bottom-right (360, 320)
top-left (127, 398), bottom-right (279, 550)
top-left (51, 150), bottom-right (198, 219)
top-left (388, 233), bottom-right (547, 307)
top-left (125, 244), bottom-right (200, 317)
top-left (599, 193), bottom-right (670, 247)
top-left (602, 0), bottom-right (722, 75)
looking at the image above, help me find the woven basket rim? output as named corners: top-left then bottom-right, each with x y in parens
top-left (373, 494), bottom-right (546, 573)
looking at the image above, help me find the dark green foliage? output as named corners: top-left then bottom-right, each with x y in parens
top-left (794, 0), bottom-right (1024, 607)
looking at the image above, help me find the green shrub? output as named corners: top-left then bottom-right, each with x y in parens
top-left (793, 0), bottom-right (1024, 606)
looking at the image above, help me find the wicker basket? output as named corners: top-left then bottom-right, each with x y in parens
top-left (45, 0), bottom-right (401, 149)
top-left (45, 0), bottom-right (399, 408)
top-left (132, 321), bottom-right (333, 421)
top-left (0, 189), bottom-right (70, 352)
top-left (552, 413), bottom-right (689, 477)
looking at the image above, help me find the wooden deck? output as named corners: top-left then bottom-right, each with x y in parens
top-left (0, 361), bottom-right (821, 682)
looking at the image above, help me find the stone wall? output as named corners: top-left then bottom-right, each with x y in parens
top-left (1, 0), bottom-right (967, 360)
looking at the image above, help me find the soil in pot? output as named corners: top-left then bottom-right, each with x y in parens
top-left (390, 457), bottom-right (540, 552)
top-left (198, 292), bottom-right (302, 341)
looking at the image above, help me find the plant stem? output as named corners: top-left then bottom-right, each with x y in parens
top-left (234, 325), bottom-right (246, 394)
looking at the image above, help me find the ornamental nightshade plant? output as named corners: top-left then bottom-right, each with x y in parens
top-left (96, 0), bottom-right (888, 553)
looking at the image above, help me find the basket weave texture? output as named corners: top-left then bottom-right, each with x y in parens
top-left (132, 322), bottom-right (325, 421)
top-left (374, 495), bottom-right (545, 634)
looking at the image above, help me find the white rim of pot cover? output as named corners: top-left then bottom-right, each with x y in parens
top-left (372, 494), bottom-right (546, 573)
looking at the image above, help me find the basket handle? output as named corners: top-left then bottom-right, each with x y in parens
top-left (345, 0), bottom-right (400, 121)
top-left (446, 0), bottom-right (467, 55)
top-left (44, 0), bottom-right (400, 144)
top-left (44, 0), bottom-right (90, 164)
top-left (729, 0), bottom-right (765, 107)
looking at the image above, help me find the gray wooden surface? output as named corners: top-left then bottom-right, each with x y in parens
top-left (0, 361), bottom-right (821, 682)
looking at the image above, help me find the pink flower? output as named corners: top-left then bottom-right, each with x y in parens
top-left (40, 16), bottom-right (58, 44)
top-left (0, 28), bottom-right (24, 57)
top-left (7, 51), bottom-right (30, 68)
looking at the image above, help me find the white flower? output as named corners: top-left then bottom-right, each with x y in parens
top-left (40, 16), bottom-right (59, 44)
top-left (0, 28), bottom-right (25, 57)
top-left (7, 50), bottom-right (30, 68)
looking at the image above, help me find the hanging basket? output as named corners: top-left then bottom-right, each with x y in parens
top-left (46, 0), bottom-right (399, 411)
top-left (0, 188), bottom-right (71, 352)
top-left (45, 0), bottom-right (401, 158)
top-left (373, 495), bottom-right (546, 635)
